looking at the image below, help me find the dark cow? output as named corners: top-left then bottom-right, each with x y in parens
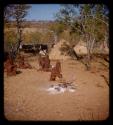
top-left (38, 44), bottom-right (48, 52)
top-left (22, 45), bottom-right (34, 52)
top-left (22, 45), bottom-right (33, 50)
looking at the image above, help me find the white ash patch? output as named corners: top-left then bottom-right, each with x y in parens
top-left (46, 82), bottom-right (76, 94)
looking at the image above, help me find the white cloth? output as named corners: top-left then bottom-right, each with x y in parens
top-left (39, 50), bottom-right (46, 56)
top-left (19, 45), bottom-right (22, 49)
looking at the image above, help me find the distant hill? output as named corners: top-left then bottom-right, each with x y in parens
top-left (7, 20), bottom-right (55, 29)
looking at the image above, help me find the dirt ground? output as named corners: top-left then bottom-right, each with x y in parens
top-left (4, 54), bottom-right (109, 121)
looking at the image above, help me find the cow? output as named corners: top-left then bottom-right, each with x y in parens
top-left (21, 44), bottom-right (48, 55)
top-left (22, 44), bottom-right (48, 55)
top-left (22, 45), bottom-right (33, 50)
top-left (38, 44), bottom-right (48, 52)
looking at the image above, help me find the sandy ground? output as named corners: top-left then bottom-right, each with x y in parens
top-left (4, 55), bottom-right (109, 121)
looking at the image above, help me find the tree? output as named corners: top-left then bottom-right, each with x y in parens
top-left (55, 4), bottom-right (78, 28)
top-left (76, 4), bottom-right (109, 69)
top-left (55, 4), bottom-right (109, 70)
top-left (11, 4), bottom-right (31, 53)
top-left (41, 31), bottom-right (54, 44)
top-left (4, 4), bottom-right (31, 58)
top-left (55, 4), bottom-right (80, 59)
top-left (4, 5), bottom-right (14, 24)
top-left (49, 22), bottom-right (66, 43)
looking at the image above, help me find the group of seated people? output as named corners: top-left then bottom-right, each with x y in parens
top-left (4, 54), bottom-right (32, 76)
top-left (4, 51), bottom-right (63, 81)
top-left (38, 50), bottom-right (62, 81)
top-left (17, 54), bottom-right (32, 69)
top-left (38, 54), bottom-right (62, 81)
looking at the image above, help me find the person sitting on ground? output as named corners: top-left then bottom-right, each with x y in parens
top-left (38, 54), bottom-right (50, 71)
top-left (4, 55), bottom-right (17, 76)
top-left (50, 60), bottom-right (63, 81)
top-left (39, 49), bottom-right (46, 57)
top-left (43, 55), bottom-right (50, 71)
top-left (17, 54), bottom-right (32, 69)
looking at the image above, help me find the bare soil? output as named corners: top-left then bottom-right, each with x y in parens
top-left (4, 55), bottom-right (109, 121)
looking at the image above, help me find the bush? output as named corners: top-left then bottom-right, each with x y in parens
top-left (59, 42), bottom-right (70, 55)
top-left (4, 29), bottom-right (17, 50)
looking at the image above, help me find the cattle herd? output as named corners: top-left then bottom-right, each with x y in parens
top-left (4, 49), bottom-right (63, 81)
top-left (21, 44), bottom-right (48, 55)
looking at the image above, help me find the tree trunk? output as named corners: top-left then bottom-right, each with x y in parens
top-left (15, 22), bottom-right (23, 56)
top-left (71, 47), bottom-right (80, 60)
top-left (86, 38), bottom-right (92, 70)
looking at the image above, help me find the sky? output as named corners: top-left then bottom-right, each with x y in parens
top-left (25, 4), bottom-right (61, 21)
